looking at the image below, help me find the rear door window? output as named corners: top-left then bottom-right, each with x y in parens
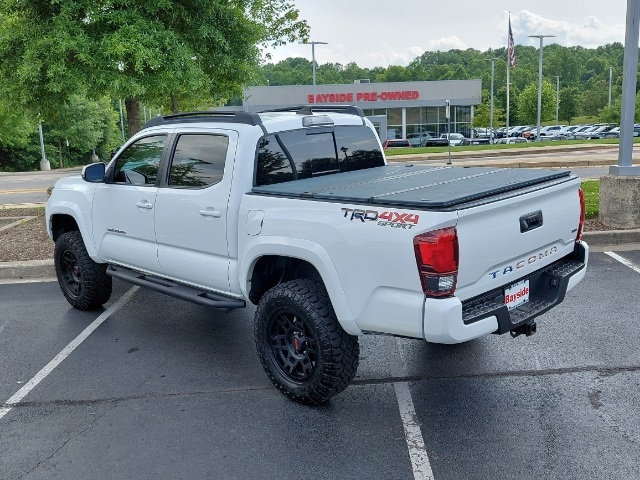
top-left (168, 134), bottom-right (229, 188)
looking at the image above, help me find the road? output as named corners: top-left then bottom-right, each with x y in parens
top-left (1, 249), bottom-right (639, 479)
top-left (0, 169), bottom-right (81, 205)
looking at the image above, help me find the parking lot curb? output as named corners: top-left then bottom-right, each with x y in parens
top-left (0, 259), bottom-right (55, 280)
top-left (0, 203), bottom-right (47, 210)
top-left (581, 229), bottom-right (640, 247)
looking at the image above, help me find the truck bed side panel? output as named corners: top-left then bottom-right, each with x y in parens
top-left (239, 195), bottom-right (457, 338)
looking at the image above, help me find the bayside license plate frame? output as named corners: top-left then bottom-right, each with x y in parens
top-left (504, 279), bottom-right (530, 311)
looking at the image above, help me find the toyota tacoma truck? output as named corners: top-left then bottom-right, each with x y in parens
top-left (45, 105), bottom-right (589, 405)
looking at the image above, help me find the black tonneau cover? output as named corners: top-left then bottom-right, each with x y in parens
top-left (251, 165), bottom-right (571, 209)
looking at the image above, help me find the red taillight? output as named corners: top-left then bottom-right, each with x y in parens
top-left (413, 227), bottom-right (459, 297)
top-left (577, 188), bottom-right (586, 241)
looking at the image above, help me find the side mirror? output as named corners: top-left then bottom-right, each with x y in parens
top-left (82, 162), bottom-right (106, 183)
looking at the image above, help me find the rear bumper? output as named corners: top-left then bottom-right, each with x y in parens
top-left (423, 241), bottom-right (589, 344)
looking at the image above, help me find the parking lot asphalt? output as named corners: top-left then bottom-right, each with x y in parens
top-left (1, 249), bottom-right (639, 480)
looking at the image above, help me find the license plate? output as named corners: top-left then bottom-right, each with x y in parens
top-left (504, 279), bottom-right (530, 311)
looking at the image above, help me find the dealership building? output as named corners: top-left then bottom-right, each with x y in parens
top-left (243, 80), bottom-right (482, 142)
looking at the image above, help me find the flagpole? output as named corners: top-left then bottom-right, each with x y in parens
top-left (506, 13), bottom-right (511, 135)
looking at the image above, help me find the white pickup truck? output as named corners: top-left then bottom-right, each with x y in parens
top-left (46, 106), bottom-right (589, 405)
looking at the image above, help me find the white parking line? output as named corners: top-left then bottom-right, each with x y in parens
top-left (391, 339), bottom-right (435, 480)
top-left (605, 251), bottom-right (640, 274)
top-left (0, 286), bottom-right (139, 421)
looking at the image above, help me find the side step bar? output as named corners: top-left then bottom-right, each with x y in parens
top-left (107, 265), bottom-right (246, 311)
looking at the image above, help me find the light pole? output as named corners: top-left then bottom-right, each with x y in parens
top-left (304, 41), bottom-right (328, 86)
top-left (118, 99), bottom-right (126, 142)
top-left (487, 58), bottom-right (499, 142)
top-left (555, 76), bottom-right (561, 125)
top-left (528, 34), bottom-right (555, 142)
top-left (38, 116), bottom-right (50, 171)
top-left (608, 66), bottom-right (613, 107)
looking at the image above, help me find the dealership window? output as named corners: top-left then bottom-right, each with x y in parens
top-left (366, 105), bottom-right (473, 140)
top-left (456, 106), bottom-right (471, 123)
top-left (386, 108), bottom-right (402, 126)
top-left (405, 107), bottom-right (422, 125)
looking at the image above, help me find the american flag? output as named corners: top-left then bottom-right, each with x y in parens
top-left (508, 16), bottom-right (516, 68)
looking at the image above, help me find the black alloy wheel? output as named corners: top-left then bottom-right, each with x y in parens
top-left (59, 248), bottom-right (83, 299)
top-left (254, 279), bottom-right (359, 405)
top-left (54, 230), bottom-right (112, 310)
top-left (267, 308), bottom-right (318, 382)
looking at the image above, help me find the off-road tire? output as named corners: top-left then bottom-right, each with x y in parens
top-left (54, 231), bottom-right (112, 310)
top-left (254, 279), bottom-right (359, 405)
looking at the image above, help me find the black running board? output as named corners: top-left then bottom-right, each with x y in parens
top-left (107, 265), bottom-right (246, 311)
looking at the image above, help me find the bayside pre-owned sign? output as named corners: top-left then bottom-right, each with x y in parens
top-left (308, 90), bottom-right (420, 104)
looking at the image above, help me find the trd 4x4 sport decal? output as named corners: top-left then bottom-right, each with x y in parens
top-left (340, 208), bottom-right (419, 229)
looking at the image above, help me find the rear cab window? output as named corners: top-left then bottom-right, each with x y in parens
top-left (255, 125), bottom-right (384, 186)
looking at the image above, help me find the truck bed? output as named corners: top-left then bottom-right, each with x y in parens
top-left (251, 165), bottom-right (571, 209)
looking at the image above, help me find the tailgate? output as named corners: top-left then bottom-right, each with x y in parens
top-left (455, 176), bottom-right (582, 301)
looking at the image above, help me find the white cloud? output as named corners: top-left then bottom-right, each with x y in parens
top-left (583, 16), bottom-right (599, 29)
top-left (509, 10), bottom-right (623, 47)
top-left (425, 36), bottom-right (468, 52)
top-left (358, 42), bottom-right (425, 67)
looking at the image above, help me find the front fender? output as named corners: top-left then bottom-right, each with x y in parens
top-left (239, 236), bottom-right (361, 336)
top-left (46, 201), bottom-right (100, 262)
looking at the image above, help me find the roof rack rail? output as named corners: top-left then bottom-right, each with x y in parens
top-left (142, 111), bottom-right (262, 129)
top-left (259, 105), bottom-right (364, 117)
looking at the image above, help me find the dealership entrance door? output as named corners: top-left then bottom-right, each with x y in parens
top-left (367, 115), bottom-right (387, 144)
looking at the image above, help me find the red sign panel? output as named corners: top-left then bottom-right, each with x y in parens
top-left (308, 90), bottom-right (420, 104)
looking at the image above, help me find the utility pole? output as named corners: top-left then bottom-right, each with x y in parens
top-left (614, 0), bottom-right (640, 174)
top-left (487, 58), bottom-right (499, 142)
top-left (528, 34), bottom-right (556, 141)
top-left (555, 76), bottom-right (561, 125)
top-left (608, 66), bottom-right (613, 107)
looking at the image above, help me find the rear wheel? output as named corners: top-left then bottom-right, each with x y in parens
top-left (254, 279), bottom-right (359, 405)
top-left (54, 231), bottom-right (112, 310)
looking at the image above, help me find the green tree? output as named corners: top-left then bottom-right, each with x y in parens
top-left (472, 103), bottom-right (504, 128)
top-left (0, 0), bottom-right (308, 137)
top-left (46, 95), bottom-right (120, 167)
top-left (580, 80), bottom-right (610, 117)
top-left (599, 98), bottom-right (622, 124)
top-left (517, 81), bottom-right (555, 124)
top-left (0, 99), bottom-right (34, 148)
top-left (559, 86), bottom-right (580, 124)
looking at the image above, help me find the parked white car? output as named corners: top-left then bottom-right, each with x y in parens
top-left (441, 132), bottom-right (465, 146)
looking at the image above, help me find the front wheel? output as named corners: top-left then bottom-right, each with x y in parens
top-left (54, 231), bottom-right (112, 310)
top-left (254, 279), bottom-right (359, 405)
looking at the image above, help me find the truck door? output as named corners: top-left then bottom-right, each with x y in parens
top-left (92, 134), bottom-right (167, 273)
top-left (154, 130), bottom-right (237, 293)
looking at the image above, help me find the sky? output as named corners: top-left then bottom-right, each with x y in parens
top-left (263, 1), bottom-right (628, 68)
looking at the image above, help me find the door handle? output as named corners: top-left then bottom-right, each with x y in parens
top-left (199, 208), bottom-right (222, 218)
top-left (136, 201), bottom-right (153, 210)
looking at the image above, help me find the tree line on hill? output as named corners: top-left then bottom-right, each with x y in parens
top-left (259, 42), bottom-right (638, 128)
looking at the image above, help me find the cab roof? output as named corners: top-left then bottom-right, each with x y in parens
top-left (141, 105), bottom-right (366, 134)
